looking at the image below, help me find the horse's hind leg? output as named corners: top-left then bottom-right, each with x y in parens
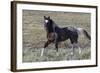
top-left (77, 43), bottom-right (81, 54)
top-left (70, 38), bottom-right (78, 55)
top-left (70, 44), bottom-right (74, 55)
top-left (73, 43), bottom-right (81, 54)
top-left (70, 43), bottom-right (81, 55)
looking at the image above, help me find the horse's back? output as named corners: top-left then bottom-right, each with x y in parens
top-left (62, 27), bottom-right (78, 38)
top-left (62, 27), bottom-right (77, 33)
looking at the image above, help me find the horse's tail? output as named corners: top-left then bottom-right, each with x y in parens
top-left (83, 29), bottom-right (91, 40)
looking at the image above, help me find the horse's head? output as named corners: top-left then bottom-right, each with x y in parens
top-left (44, 16), bottom-right (53, 32)
top-left (44, 16), bottom-right (54, 26)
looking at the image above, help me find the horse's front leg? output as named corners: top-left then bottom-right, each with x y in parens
top-left (41, 41), bottom-right (51, 56)
top-left (55, 42), bottom-right (59, 52)
top-left (55, 42), bottom-right (59, 56)
top-left (44, 40), bottom-right (51, 48)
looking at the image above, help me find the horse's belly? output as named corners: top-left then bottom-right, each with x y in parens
top-left (58, 35), bottom-right (68, 42)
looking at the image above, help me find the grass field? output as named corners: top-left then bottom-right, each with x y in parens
top-left (22, 10), bottom-right (91, 62)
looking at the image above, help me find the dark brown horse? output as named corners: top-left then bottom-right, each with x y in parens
top-left (41, 16), bottom-right (91, 56)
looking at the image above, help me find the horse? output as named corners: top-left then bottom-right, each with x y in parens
top-left (41, 16), bottom-right (91, 56)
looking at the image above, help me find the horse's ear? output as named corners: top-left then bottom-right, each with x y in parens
top-left (48, 16), bottom-right (50, 19)
top-left (44, 16), bottom-right (46, 19)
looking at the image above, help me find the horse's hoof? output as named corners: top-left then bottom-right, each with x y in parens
top-left (70, 52), bottom-right (74, 55)
top-left (40, 48), bottom-right (45, 56)
top-left (40, 53), bottom-right (43, 56)
top-left (79, 50), bottom-right (81, 54)
top-left (56, 52), bottom-right (59, 56)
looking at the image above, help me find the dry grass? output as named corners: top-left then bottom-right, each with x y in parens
top-left (22, 10), bottom-right (91, 62)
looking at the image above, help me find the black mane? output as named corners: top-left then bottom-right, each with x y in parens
top-left (48, 19), bottom-right (61, 33)
top-left (47, 19), bottom-right (54, 33)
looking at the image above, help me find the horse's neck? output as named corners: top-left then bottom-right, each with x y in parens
top-left (46, 26), bottom-right (54, 33)
top-left (47, 20), bottom-right (60, 33)
top-left (53, 21), bottom-right (60, 30)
